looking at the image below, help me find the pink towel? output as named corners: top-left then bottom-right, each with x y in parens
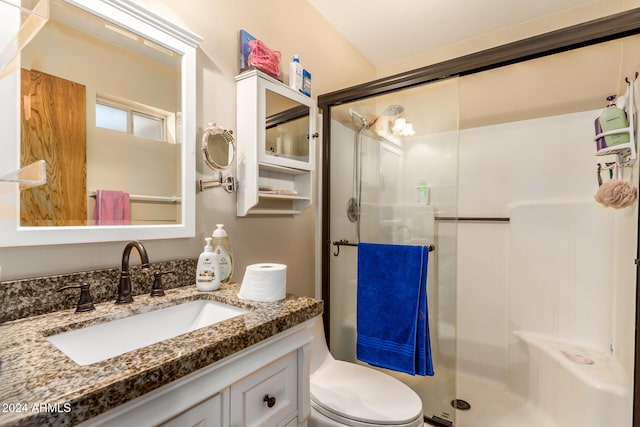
top-left (94, 190), bottom-right (130, 225)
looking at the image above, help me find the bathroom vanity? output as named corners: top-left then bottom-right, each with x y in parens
top-left (0, 283), bottom-right (323, 426)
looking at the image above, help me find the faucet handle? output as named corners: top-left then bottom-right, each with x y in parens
top-left (58, 283), bottom-right (96, 313)
top-left (150, 270), bottom-right (174, 297)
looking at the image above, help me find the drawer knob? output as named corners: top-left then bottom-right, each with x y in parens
top-left (263, 394), bottom-right (277, 408)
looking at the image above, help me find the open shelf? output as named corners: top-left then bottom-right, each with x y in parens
top-left (0, 160), bottom-right (46, 189)
top-left (594, 136), bottom-right (635, 158)
top-left (258, 162), bottom-right (308, 174)
top-left (259, 192), bottom-right (310, 201)
top-left (246, 208), bottom-right (303, 215)
top-left (0, 0), bottom-right (49, 78)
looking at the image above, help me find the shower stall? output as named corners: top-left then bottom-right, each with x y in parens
top-left (319, 12), bottom-right (640, 427)
top-left (326, 78), bottom-right (461, 424)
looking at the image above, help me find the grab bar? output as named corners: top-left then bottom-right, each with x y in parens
top-left (435, 216), bottom-right (510, 222)
top-left (331, 239), bottom-right (435, 257)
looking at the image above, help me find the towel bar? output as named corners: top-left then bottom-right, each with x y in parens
top-left (89, 191), bottom-right (181, 204)
top-left (332, 239), bottom-right (435, 257)
top-left (435, 216), bottom-right (510, 222)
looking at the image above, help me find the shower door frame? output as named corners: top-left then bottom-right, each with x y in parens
top-left (318, 7), bottom-right (640, 426)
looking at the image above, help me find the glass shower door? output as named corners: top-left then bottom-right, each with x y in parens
top-left (327, 77), bottom-right (459, 425)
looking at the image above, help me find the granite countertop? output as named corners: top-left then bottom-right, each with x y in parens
top-left (0, 283), bottom-right (323, 427)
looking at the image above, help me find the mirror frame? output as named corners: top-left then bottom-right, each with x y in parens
top-left (0, 0), bottom-right (202, 247)
top-left (201, 122), bottom-right (236, 171)
top-left (260, 80), bottom-right (316, 171)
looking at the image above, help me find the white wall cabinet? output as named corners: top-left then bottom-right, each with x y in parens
top-left (236, 69), bottom-right (317, 215)
top-left (79, 319), bottom-right (315, 427)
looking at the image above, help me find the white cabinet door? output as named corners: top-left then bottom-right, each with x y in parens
top-left (160, 392), bottom-right (227, 427)
top-left (230, 352), bottom-right (298, 427)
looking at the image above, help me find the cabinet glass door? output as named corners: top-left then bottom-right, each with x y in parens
top-left (262, 89), bottom-right (311, 169)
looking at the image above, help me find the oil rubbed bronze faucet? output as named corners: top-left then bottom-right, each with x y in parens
top-left (116, 240), bottom-right (151, 304)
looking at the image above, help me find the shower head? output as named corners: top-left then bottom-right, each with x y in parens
top-left (381, 104), bottom-right (405, 116)
top-left (349, 108), bottom-right (367, 127)
top-left (366, 104), bottom-right (405, 129)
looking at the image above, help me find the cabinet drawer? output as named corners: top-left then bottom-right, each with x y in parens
top-left (159, 392), bottom-right (225, 427)
top-left (230, 352), bottom-right (298, 427)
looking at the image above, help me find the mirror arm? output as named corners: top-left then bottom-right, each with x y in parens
top-left (198, 172), bottom-right (237, 193)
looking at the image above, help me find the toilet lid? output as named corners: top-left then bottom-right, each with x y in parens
top-left (310, 360), bottom-right (422, 425)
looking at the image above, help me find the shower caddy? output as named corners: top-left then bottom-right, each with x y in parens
top-left (594, 75), bottom-right (637, 167)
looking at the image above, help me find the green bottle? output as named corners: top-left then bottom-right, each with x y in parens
top-left (599, 95), bottom-right (630, 146)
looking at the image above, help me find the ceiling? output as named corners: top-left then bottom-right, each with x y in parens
top-left (306, 0), bottom-right (598, 66)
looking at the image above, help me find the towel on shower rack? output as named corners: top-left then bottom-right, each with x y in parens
top-left (356, 242), bottom-right (434, 376)
top-left (93, 190), bottom-right (130, 225)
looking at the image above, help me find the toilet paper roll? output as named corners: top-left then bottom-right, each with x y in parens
top-left (238, 263), bottom-right (286, 302)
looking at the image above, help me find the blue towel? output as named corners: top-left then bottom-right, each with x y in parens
top-left (356, 242), bottom-right (434, 376)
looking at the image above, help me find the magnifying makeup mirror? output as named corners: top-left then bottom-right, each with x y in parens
top-left (202, 122), bottom-right (235, 171)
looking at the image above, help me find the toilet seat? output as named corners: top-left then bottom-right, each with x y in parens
top-left (310, 360), bottom-right (423, 426)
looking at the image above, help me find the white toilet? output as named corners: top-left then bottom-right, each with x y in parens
top-left (309, 316), bottom-right (424, 427)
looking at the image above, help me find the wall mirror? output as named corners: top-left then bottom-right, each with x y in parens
top-left (0, 0), bottom-right (201, 246)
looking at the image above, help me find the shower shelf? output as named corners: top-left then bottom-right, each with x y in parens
top-left (594, 137), bottom-right (636, 160)
top-left (594, 78), bottom-right (637, 162)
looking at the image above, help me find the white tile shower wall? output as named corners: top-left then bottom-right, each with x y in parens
top-left (403, 132), bottom-right (459, 218)
top-left (508, 202), bottom-right (614, 349)
top-left (612, 207), bottom-right (638, 382)
top-left (329, 122), bottom-right (359, 245)
top-left (458, 110), bottom-right (598, 216)
top-left (402, 132), bottom-right (459, 346)
top-left (456, 222), bottom-right (510, 382)
top-left (454, 109), bottom-right (616, 384)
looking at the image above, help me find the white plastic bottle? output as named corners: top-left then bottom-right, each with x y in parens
top-left (196, 237), bottom-right (220, 291)
top-left (289, 55), bottom-right (303, 93)
top-left (212, 224), bottom-right (234, 284)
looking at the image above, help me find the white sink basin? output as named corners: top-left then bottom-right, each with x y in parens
top-left (46, 300), bottom-right (247, 365)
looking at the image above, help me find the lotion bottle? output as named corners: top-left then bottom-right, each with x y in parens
top-left (196, 237), bottom-right (220, 291)
top-left (212, 224), bottom-right (234, 284)
top-left (598, 95), bottom-right (630, 146)
top-left (289, 55), bottom-right (303, 93)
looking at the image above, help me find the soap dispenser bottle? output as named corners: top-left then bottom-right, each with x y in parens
top-left (212, 224), bottom-right (234, 284)
top-left (196, 237), bottom-right (220, 291)
top-left (598, 95), bottom-right (630, 146)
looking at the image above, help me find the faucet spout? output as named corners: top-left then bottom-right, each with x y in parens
top-left (116, 241), bottom-right (151, 304)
